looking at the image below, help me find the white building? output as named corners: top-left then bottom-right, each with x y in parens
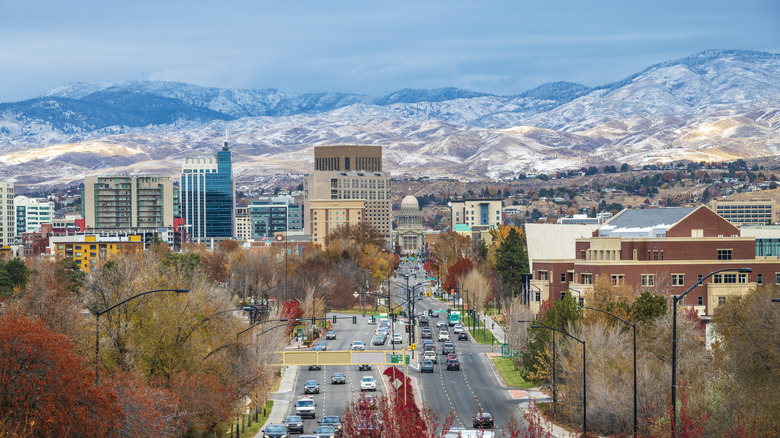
top-left (0, 183), bottom-right (15, 245)
top-left (14, 196), bottom-right (55, 236)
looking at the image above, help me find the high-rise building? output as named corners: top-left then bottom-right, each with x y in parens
top-left (15, 196), bottom-right (55, 236)
top-left (450, 198), bottom-right (503, 229)
top-left (710, 199), bottom-right (777, 225)
top-left (305, 145), bottom-right (391, 245)
top-left (83, 176), bottom-right (176, 230)
top-left (0, 183), bottom-right (14, 246)
top-left (180, 140), bottom-right (235, 240)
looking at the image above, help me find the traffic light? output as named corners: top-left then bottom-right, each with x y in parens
top-left (428, 309), bottom-right (432, 316)
top-left (447, 309), bottom-right (451, 316)
top-left (405, 324), bottom-right (410, 333)
top-left (332, 315), bottom-right (337, 324)
top-left (391, 313), bottom-right (397, 322)
top-left (352, 316), bottom-right (357, 324)
top-left (311, 317), bottom-right (316, 325)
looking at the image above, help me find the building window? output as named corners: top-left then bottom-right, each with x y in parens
top-left (718, 296), bottom-right (727, 305)
top-left (538, 271), bottom-right (548, 281)
top-left (717, 249), bottom-right (733, 260)
top-left (535, 291), bottom-right (540, 302)
top-left (581, 250), bottom-right (586, 259)
top-left (697, 296), bottom-right (703, 306)
top-left (560, 273), bottom-right (566, 283)
top-left (776, 273), bottom-right (780, 284)
top-left (723, 274), bottom-right (737, 283)
top-left (758, 273), bottom-right (763, 284)
top-left (672, 274), bottom-right (684, 286)
top-left (611, 274), bottom-right (624, 286)
top-left (560, 291), bottom-right (566, 300)
top-left (641, 274), bottom-right (655, 287)
top-left (653, 250), bottom-right (658, 261)
top-left (582, 274), bottom-right (593, 285)
top-left (714, 274), bottom-right (722, 284)
top-left (697, 274), bottom-right (703, 283)
top-left (739, 273), bottom-right (747, 284)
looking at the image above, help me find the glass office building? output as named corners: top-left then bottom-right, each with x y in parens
top-left (180, 142), bottom-right (235, 239)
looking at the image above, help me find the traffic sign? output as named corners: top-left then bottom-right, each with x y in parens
top-left (390, 354), bottom-right (410, 364)
top-left (411, 343), bottom-right (417, 350)
top-left (425, 291), bottom-right (431, 297)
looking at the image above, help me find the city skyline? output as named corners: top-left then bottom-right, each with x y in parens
top-left (1, 0), bottom-right (778, 103)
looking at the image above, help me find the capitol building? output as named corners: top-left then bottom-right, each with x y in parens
top-left (395, 190), bottom-right (425, 253)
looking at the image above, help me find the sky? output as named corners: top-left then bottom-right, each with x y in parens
top-left (0, 0), bottom-right (778, 103)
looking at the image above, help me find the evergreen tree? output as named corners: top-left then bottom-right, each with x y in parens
top-left (494, 228), bottom-right (529, 295)
top-left (630, 291), bottom-right (667, 322)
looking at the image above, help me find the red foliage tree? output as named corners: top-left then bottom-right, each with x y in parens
top-left (442, 257), bottom-right (473, 292)
top-left (0, 312), bottom-right (123, 437)
top-left (109, 374), bottom-right (185, 437)
top-left (280, 299), bottom-right (304, 332)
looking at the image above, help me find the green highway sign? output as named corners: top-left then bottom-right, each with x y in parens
top-left (390, 354), bottom-right (410, 364)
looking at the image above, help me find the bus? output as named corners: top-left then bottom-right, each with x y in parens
top-left (449, 310), bottom-right (461, 326)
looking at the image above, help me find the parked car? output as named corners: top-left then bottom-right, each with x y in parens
top-left (284, 415), bottom-right (304, 434)
top-left (360, 376), bottom-right (377, 391)
top-left (304, 379), bottom-right (320, 394)
top-left (473, 412), bottom-right (494, 429)
top-left (421, 360), bottom-right (434, 373)
top-left (331, 373), bottom-right (346, 384)
top-left (326, 330), bottom-right (336, 340)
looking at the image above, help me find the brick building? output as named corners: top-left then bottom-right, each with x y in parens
top-left (529, 206), bottom-right (780, 318)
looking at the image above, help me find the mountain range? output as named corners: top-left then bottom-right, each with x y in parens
top-left (0, 49), bottom-right (778, 189)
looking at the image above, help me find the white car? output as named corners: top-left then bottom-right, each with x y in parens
top-left (360, 376), bottom-right (377, 392)
top-left (391, 334), bottom-right (403, 344)
top-left (351, 341), bottom-right (365, 351)
top-left (423, 350), bottom-right (437, 364)
top-left (438, 331), bottom-right (450, 342)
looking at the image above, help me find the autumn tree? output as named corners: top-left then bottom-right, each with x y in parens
top-left (432, 231), bottom-right (472, 275)
top-left (494, 227), bottom-right (529, 299)
top-left (442, 257), bottom-right (473, 293)
top-left (0, 312), bottom-right (123, 437)
top-left (324, 222), bottom-right (386, 248)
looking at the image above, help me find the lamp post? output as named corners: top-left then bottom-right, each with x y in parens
top-left (671, 267), bottom-right (751, 436)
top-left (95, 288), bottom-right (189, 384)
top-left (520, 320), bottom-right (586, 437)
top-left (519, 319), bottom-right (557, 412)
top-left (579, 306), bottom-right (637, 438)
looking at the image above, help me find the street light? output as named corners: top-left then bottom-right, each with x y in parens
top-left (519, 319), bottom-right (557, 413)
top-left (94, 288), bottom-right (189, 384)
top-left (671, 267), bottom-right (751, 436)
top-left (579, 306), bottom-right (637, 438)
top-left (519, 320), bottom-right (587, 437)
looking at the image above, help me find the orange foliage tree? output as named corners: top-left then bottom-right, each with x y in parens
top-left (0, 312), bottom-right (123, 437)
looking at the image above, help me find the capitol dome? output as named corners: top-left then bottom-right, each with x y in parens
top-left (401, 194), bottom-right (419, 210)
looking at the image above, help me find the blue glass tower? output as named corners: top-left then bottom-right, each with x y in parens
top-left (180, 141), bottom-right (235, 239)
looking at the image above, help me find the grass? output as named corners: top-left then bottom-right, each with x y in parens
top-left (492, 358), bottom-right (535, 389)
top-left (461, 316), bottom-right (499, 345)
top-left (219, 400), bottom-right (274, 437)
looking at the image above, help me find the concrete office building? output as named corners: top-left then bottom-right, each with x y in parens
top-left (709, 199), bottom-right (777, 225)
top-left (308, 200), bottom-right (365, 246)
top-left (83, 176), bottom-right (176, 230)
top-left (305, 145), bottom-right (391, 244)
top-left (0, 183), bottom-right (14, 246)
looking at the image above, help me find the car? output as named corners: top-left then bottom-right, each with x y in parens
top-left (360, 375), bottom-right (377, 391)
top-left (473, 412), bottom-right (494, 429)
top-left (351, 341), bottom-right (365, 351)
top-left (447, 353), bottom-right (458, 361)
top-left (318, 416), bottom-right (343, 436)
top-left (458, 331), bottom-right (469, 341)
top-left (438, 332), bottom-right (450, 342)
top-left (442, 342), bottom-right (455, 355)
top-left (331, 373), bottom-right (346, 384)
top-left (314, 425), bottom-right (337, 438)
top-left (308, 364), bottom-right (322, 371)
top-left (421, 360), bottom-right (434, 373)
top-left (421, 328), bottom-right (432, 339)
top-left (436, 321), bottom-right (447, 329)
top-left (295, 396), bottom-right (316, 419)
top-left (422, 339), bottom-right (434, 346)
top-left (446, 358), bottom-right (460, 370)
top-left (423, 351), bottom-right (437, 364)
top-left (375, 328), bottom-right (388, 337)
top-left (262, 423), bottom-right (289, 438)
top-left (284, 415), bottom-right (304, 434)
top-left (326, 330), bottom-right (336, 340)
top-left (304, 380), bottom-right (320, 394)
top-left (315, 342), bottom-right (327, 351)
top-left (453, 325), bottom-right (464, 334)
top-left (358, 364), bottom-right (372, 371)
top-left (418, 317), bottom-right (429, 326)
top-left (391, 334), bottom-right (403, 344)
top-left (311, 346), bottom-right (324, 351)
top-left (423, 344), bottom-right (435, 352)
top-left (353, 412), bottom-right (384, 434)
top-left (372, 335), bottom-right (386, 346)
top-left (430, 311), bottom-right (439, 318)
top-left (360, 394), bottom-right (377, 409)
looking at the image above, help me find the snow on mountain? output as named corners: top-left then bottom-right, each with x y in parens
top-left (0, 49), bottom-right (778, 187)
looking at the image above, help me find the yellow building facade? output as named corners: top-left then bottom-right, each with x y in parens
top-left (50, 235), bottom-right (144, 272)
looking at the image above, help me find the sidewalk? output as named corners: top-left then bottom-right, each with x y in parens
top-left (483, 314), bottom-right (505, 344)
top-left (254, 364), bottom-right (298, 436)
